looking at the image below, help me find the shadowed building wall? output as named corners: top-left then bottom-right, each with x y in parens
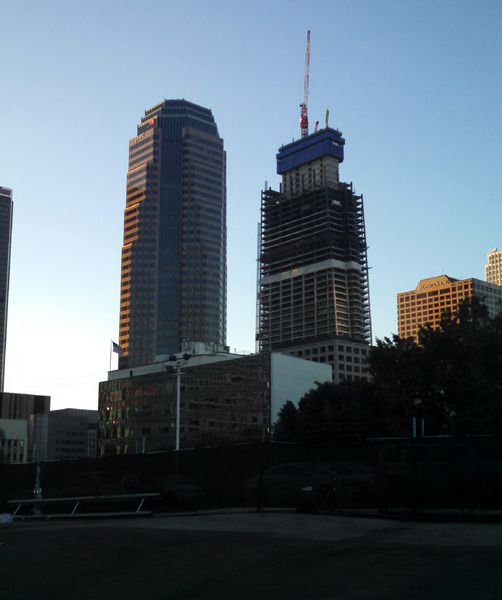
top-left (32, 408), bottom-right (97, 461)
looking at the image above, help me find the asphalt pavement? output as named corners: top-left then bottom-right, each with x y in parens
top-left (2, 512), bottom-right (502, 599)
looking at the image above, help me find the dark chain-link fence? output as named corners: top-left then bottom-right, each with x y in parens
top-left (2, 436), bottom-right (502, 518)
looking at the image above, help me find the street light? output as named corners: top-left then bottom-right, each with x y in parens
top-left (32, 443), bottom-right (42, 518)
top-left (412, 398), bottom-right (424, 438)
top-left (168, 353), bottom-right (191, 451)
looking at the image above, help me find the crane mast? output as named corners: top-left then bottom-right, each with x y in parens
top-left (300, 30), bottom-right (310, 138)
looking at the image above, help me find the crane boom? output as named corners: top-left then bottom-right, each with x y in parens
top-left (300, 30), bottom-right (310, 138)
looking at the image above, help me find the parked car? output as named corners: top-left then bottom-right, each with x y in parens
top-left (246, 463), bottom-right (337, 512)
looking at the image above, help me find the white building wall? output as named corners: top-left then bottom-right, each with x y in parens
top-left (270, 352), bottom-right (332, 424)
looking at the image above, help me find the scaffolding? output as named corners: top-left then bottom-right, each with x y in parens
top-left (257, 182), bottom-right (371, 352)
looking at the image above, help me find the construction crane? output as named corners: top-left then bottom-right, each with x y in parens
top-left (300, 30), bottom-right (310, 138)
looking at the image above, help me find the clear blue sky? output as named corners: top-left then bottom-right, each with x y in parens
top-left (1, 0), bottom-right (501, 409)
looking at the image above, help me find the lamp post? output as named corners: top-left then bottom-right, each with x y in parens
top-left (169, 353), bottom-right (191, 451)
top-left (412, 398), bottom-right (424, 438)
top-left (32, 442), bottom-right (42, 518)
top-left (411, 397), bottom-right (424, 516)
top-left (175, 359), bottom-right (182, 451)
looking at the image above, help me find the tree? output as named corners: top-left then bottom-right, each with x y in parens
top-left (275, 298), bottom-right (502, 441)
top-left (273, 400), bottom-right (298, 442)
top-left (275, 381), bottom-right (387, 443)
top-left (370, 297), bottom-right (502, 434)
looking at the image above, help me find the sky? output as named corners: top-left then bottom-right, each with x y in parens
top-left (1, 0), bottom-right (502, 410)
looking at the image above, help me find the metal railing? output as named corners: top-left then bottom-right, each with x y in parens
top-left (8, 492), bottom-right (160, 520)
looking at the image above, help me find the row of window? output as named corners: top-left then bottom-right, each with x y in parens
top-left (399, 285), bottom-right (470, 302)
top-left (399, 304), bottom-right (458, 316)
top-left (0, 438), bottom-right (25, 447)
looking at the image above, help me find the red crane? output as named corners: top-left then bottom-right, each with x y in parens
top-left (300, 30), bottom-right (310, 138)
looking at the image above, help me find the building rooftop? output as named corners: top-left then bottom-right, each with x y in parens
top-left (398, 275), bottom-right (502, 296)
top-left (108, 352), bottom-right (245, 381)
top-left (276, 127), bottom-right (345, 174)
top-left (414, 275), bottom-right (458, 291)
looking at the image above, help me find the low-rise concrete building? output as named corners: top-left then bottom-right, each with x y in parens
top-left (98, 352), bottom-right (331, 455)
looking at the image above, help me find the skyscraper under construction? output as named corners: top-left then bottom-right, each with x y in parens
top-left (118, 100), bottom-right (227, 368)
top-left (257, 126), bottom-right (372, 382)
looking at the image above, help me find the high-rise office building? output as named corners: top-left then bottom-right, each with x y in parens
top-left (119, 100), bottom-right (227, 368)
top-left (485, 248), bottom-right (502, 286)
top-left (397, 275), bottom-right (502, 341)
top-left (257, 127), bottom-right (372, 382)
top-left (0, 187), bottom-right (13, 391)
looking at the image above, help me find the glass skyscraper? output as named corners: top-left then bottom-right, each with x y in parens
top-left (0, 187), bottom-right (13, 391)
top-left (119, 100), bottom-right (226, 368)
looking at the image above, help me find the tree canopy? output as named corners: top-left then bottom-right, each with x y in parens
top-left (371, 297), bottom-right (502, 434)
top-left (274, 298), bottom-right (502, 441)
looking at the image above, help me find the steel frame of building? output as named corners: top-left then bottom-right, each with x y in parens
top-left (258, 182), bottom-right (371, 352)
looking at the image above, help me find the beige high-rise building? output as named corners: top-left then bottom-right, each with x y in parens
top-left (485, 248), bottom-right (502, 286)
top-left (397, 275), bottom-right (502, 341)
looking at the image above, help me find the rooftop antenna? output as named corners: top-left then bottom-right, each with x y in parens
top-left (325, 109), bottom-right (330, 129)
top-left (300, 30), bottom-right (310, 138)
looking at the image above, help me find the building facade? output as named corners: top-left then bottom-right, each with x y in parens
top-left (0, 187), bottom-right (13, 392)
top-left (485, 248), bottom-right (502, 286)
top-left (0, 392), bottom-right (50, 461)
top-left (0, 418), bottom-right (28, 464)
top-left (119, 99), bottom-right (227, 368)
top-left (98, 352), bottom-right (330, 455)
top-left (32, 408), bottom-right (98, 462)
top-left (0, 392), bottom-right (50, 420)
top-left (397, 275), bottom-right (502, 341)
top-left (257, 128), bottom-right (371, 382)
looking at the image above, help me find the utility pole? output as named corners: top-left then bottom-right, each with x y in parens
top-left (168, 353), bottom-right (191, 451)
top-left (175, 359), bottom-right (182, 451)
